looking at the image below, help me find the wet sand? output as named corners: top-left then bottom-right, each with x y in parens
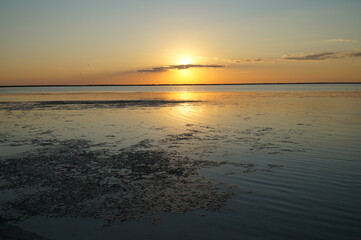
top-left (0, 220), bottom-right (50, 240)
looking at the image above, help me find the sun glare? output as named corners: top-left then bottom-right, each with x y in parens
top-left (178, 57), bottom-right (193, 65)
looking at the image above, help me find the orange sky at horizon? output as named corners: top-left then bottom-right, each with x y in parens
top-left (0, 1), bottom-right (360, 86)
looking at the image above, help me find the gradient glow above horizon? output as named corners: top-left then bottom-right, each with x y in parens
top-left (1, 0), bottom-right (361, 86)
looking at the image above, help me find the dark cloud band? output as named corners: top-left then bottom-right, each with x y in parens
top-left (138, 64), bottom-right (225, 73)
top-left (226, 51), bottom-right (361, 63)
top-left (282, 51), bottom-right (361, 61)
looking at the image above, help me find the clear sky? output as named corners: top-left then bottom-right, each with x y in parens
top-left (1, 0), bottom-right (361, 85)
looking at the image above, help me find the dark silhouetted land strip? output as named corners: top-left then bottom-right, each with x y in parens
top-left (0, 82), bottom-right (360, 88)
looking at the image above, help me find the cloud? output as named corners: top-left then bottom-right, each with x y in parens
top-left (325, 38), bottom-right (355, 43)
top-left (225, 58), bottom-right (275, 63)
top-left (282, 51), bottom-right (361, 61)
top-left (340, 51), bottom-right (361, 57)
top-left (138, 64), bottom-right (225, 73)
top-left (225, 51), bottom-right (361, 63)
top-left (134, 50), bottom-right (360, 74)
top-left (282, 52), bottom-right (336, 60)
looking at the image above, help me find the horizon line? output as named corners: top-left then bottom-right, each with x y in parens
top-left (0, 81), bottom-right (360, 88)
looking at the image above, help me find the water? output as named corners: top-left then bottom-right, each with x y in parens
top-left (0, 84), bottom-right (360, 240)
top-left (1, 83), bottom-right (360, 93)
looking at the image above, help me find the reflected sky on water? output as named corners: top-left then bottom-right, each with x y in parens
top-left (0, 85), bottom-right (360, 240)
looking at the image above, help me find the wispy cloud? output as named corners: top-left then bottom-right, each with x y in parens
top-left (282, 52), bottom-right (336, 60)
top-left (138, 64), bottom-right (225, 73)
top-left (132, 50), bottom-right (360, 74)
top-left (343, 51), bottom-right (361, 57)
top-left (325, 38), bottom-right (355, 43)
top-left (225, 51), bottom-right (361, 63)
top-left (282, 51), bottom-right (361, 61)
top-left (225, 58), bottom-right (275, 63)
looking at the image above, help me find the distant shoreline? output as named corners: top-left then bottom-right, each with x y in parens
top-left (0, 82), bottom-right (360, 88)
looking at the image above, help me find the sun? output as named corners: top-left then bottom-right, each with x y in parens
top-left (178, 57), bottom-right (193, 65)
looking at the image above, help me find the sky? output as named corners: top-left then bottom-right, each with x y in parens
top-left (0, 0), bottom-right (361, 85)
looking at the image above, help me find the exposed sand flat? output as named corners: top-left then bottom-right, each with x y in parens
top-left (0, 222), bottom-right (50, 240)
top-left (0, 100), bottom-right (202, 110)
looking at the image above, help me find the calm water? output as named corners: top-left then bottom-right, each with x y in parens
top-left (0, 83), bottom-right (360, 93)
top-left (0, 84), bottom-right (360, 240)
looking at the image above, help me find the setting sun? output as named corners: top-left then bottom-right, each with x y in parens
top-left (178, 57), bottom-right (193, 65)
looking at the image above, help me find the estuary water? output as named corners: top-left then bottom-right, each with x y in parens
top-left (0, 84), bottom-right (360, 240)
